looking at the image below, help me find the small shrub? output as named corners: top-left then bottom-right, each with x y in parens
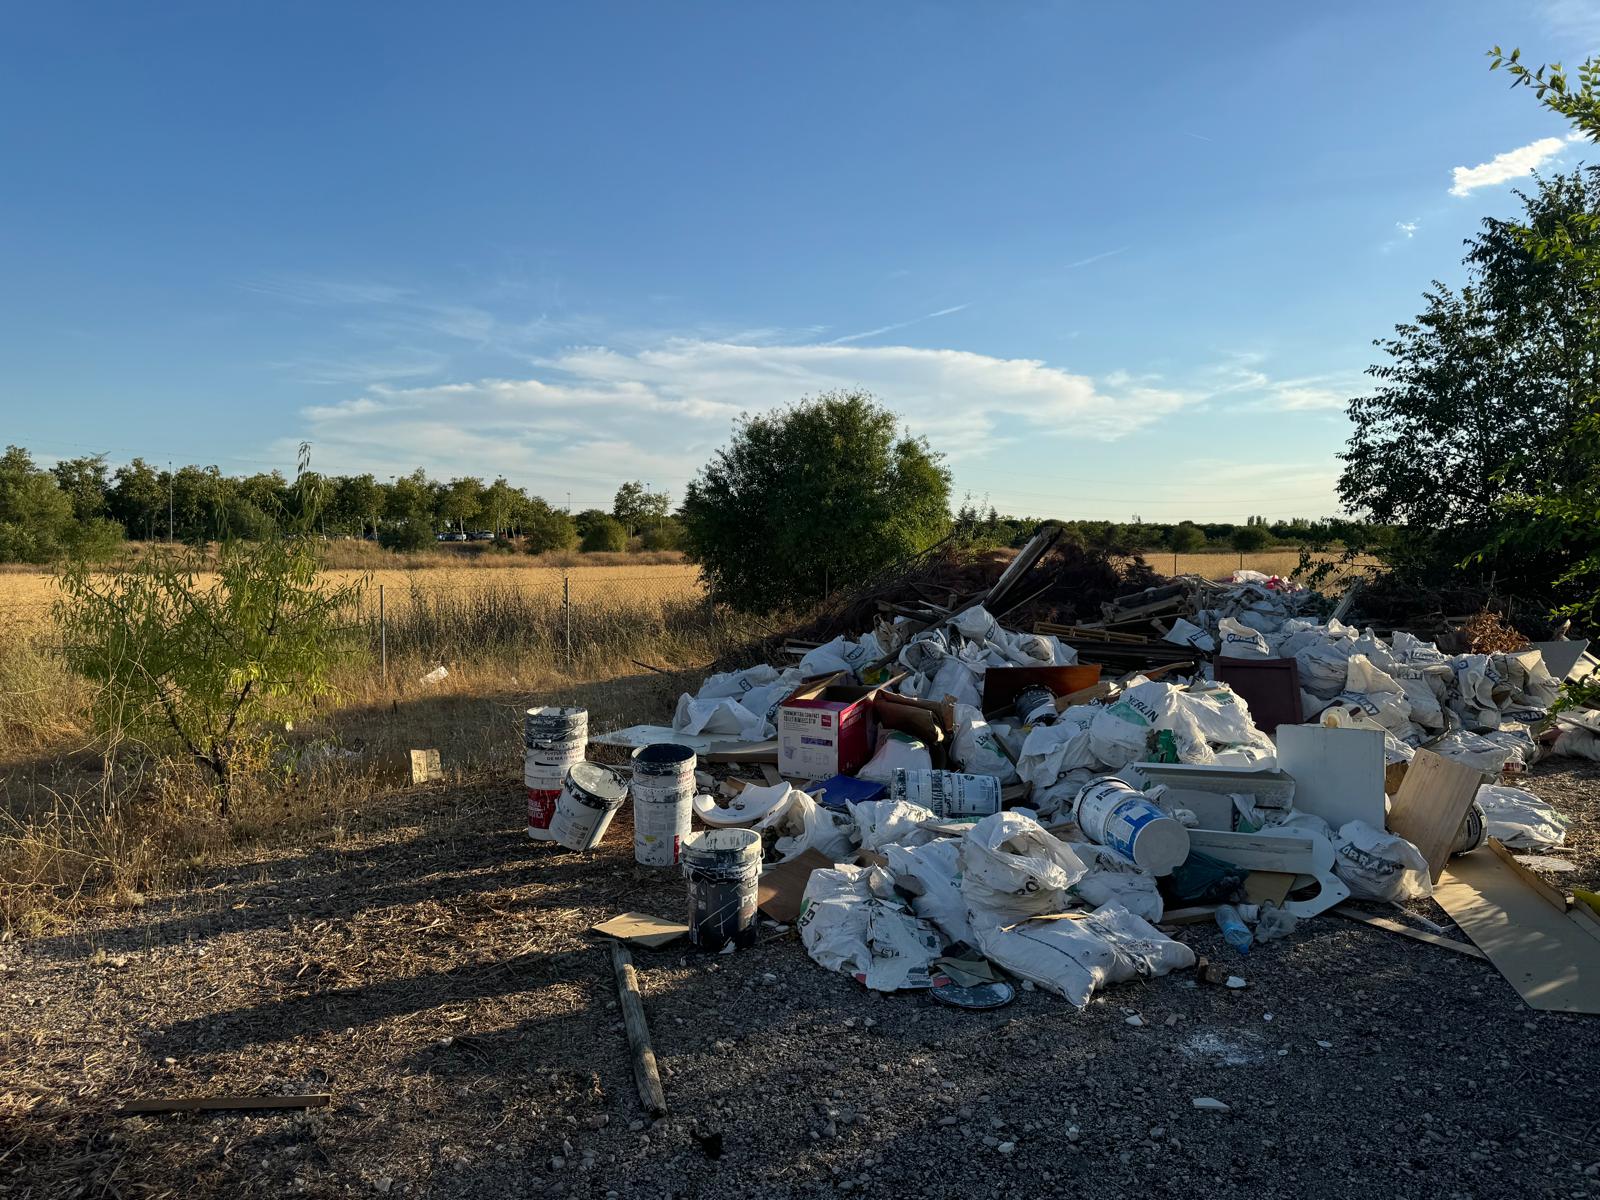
top-left (581, 515), bottom-right (628, 553)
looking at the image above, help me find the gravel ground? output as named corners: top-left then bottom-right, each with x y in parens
top-left (4, 758), bottom-right (1599, 1200)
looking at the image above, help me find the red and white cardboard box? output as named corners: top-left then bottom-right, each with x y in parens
top-left (777, 675), bottom-right (879, 780)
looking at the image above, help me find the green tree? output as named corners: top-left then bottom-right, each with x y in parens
top-left (482, 477), bottom-right (519, 538)
top-left (51, 454), bottom-right (111, 522)
top-left (1339, 167), bottom-right (1600, 598)
top-left (640, 515), bottom-right (685, 551)
top-left (439, 476), bottom-right (485, 533)
top-left (56, 452), bottom-right (365, 816)
top-left (681, 390), bottom-right (952, 611)
top-left (573, 508), bottom-right (611, 541)
top-left (1230, 524), bottom-right (1272, 557)
top-left (613, 480), bottom-right (670, 536)
top-left (109, 458), bottom-right (167, 541)
top-left (380, 469), bottom-right (436, 552)
top-left (580, 513), bottom-right (628, 552)
top-left (0, 446), bottom-right (75, 562)
top-left (523, 499), bottom-right (577, 554)
top-left (330, 473), bottom-right (382, 537)
top-left (1165, 522), bottom-right (1207, 553)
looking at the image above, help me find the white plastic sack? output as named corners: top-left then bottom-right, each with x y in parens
top-left (696, 663), bottom-right (782, 701)
top-left (1164, 617), bottom-right (1216, 654)
top-left (926, 656), bottom-right (983, 709)
top-left (1332, 820), bottom-right (1432, 901)
top-left (852, 798), bottom-right (937, 852)
top-left (857, 731), bottom-right (933, 784)
top-left (959, 811), bottom-right (1088, 922)
top-left (798, 634), bottom-right (878, 679)
top-left (1066, 843), bottom-right (1164, 922)
top-left (975, 903), bottom-right (1195, 1007)
top-left (1216, 617), bottom-right (1273, 659)
top-left (952, 703), bottom-right (1019, 784)
top-left (1088, 683), bottom-right (1171, 769)
top-left (1553, 725), bottom-right (1600, 761)
top-left (1017, 717), bottom-right (1097, 790)
top-left (797, 866), bottom-right (943, 991)
top-left (672, 693), bottom-right (770, 741)
top-left (1475, 785), bottom-right (1568, 849)
top-left (1428, 728), bottom-right (1515, 774)
top-left (768, 791), bottom-right (858, 863)
top-left (881, 839), bottom-right (973, 945)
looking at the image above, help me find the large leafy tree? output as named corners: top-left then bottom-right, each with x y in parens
top-left (682, 390), bottom-right (951, 611)
top-left (109, 458), bottom-right (167, 541)
top-left (1339, 166), bottom-right (1600, 597)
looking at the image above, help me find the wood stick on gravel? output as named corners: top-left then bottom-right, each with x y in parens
top-left (610, 940), bottom-right (668, 1118)
top-left (118, 1094), bottom-right (333, 1114)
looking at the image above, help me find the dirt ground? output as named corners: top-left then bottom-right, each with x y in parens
top-left (4, 753), bottom-right (1599, 1200)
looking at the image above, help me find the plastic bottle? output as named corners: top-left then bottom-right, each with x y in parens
top-left (1215, 904), bottom-right (1253, 954)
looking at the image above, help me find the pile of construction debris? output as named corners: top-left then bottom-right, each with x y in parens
top-left (572, 526), bottom-right (1600, 1024)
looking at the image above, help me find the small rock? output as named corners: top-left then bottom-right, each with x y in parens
top-left (1021, 980), bottom-right (1036, 992)
top-left (1124, 1015), bottom-right (1144, 1027)
top-left (1317, 1040), bottom-right (1333, 1049)
top-left (1192, 1097), bottom-right (1231, 1113)
top-left (1225, 976), bottom-right (1247, 989)
top-left (997, 1141), bottom-right (1016, 1155)
top-left (939, 1115), bottom-right (958, 1127)
top-left (982, 1135), bottom-right (1000, 1148)
top-left (549, 1157), bottom-right (566, 1170)
top-left (163, 1057), bottom-right (177, 1066)
top-left (1163, 1014), bottom-right (1179, 1027)
top-left (629, 1120), bottom-right (645, 1132)
top-left (1149, 1126), bottom-right (1165, 1140)
top-left (584, 1115), bottom-right (609, 1130)
top-left (374, 1179), bottom-right (394, 1195)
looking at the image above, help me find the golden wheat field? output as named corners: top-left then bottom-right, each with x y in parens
top-left (0, 561), bottom-right (708, 631)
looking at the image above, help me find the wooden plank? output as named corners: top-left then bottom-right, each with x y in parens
top-left (1434, 849), bottom-right (1600, 1014)
top-left (119, 1094), bottom-right (332, 1114)
top-left (1485, 838), bottom-right (1572, 913)
top-left (1385, 748), bottom-right (1485, 883)
top-left (610, 942), bottom-right (668, 1117)
top-left (1329, 906), bottom-right (1487, 959)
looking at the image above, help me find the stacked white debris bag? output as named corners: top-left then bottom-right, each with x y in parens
top-left (893, 606), bottom-right (1076, 709)
top-left (1331, 820), bottom-right (1433, 901)
top-left (797, 632), bottom-right (882, 678)
top-left (958, 812), bottom-right (1193, 1006)
top-left (1012, 682), bottom-right (1274, 819)
top-left (671, 663), bottom-right (801, 741)
top-left (951, 702), bottom-right (1019, 785)
top-left (797, 864), bottom-right (943, 991)
top-left (1475, 784), bottom-right (1569, 849)
top-left (879, 839), bottom-right (974, 944)
top-left (1193, 575), bottom-right (1318, 642)
top-left (1064, 842), bottom-right (1165, 922)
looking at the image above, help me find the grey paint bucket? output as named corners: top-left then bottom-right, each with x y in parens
top-left (682, 828), bottom-right (761, 951)
top-left (631, 743), bottom-right (696, 867)
top-left (549, 762), bottom-right (629, 851)
top-left (524, 707), bottom-right (587, 839)
top-left (1073, 776), bottom-right (1191, 875)
top-left (891, 768), bottom-right (1002, 817)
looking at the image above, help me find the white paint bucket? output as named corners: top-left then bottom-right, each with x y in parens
top-left (523, 707), bottom-right (587, 838)
top-left (1072, 776), bottom-right (1191, 874)
top-left (891, 768), bottom-right (1002, 817)
top-left (682, 828), bottom-right (762, 951)
top-left (630, 743), bottom-right (695, 867)
top-left (549, 762), bottom-right (629, 851)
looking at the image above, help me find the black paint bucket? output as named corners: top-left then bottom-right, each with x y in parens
top-left (682, 828), bottom-right (762, 952)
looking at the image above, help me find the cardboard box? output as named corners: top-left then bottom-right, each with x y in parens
top-left (778, 674), bottom-right (879, 780)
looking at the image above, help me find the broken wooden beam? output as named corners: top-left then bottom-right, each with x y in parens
top-left (118, 1094), bottom-right (333, 1115)
top-left (610, 940), bottom-right (668, 1118)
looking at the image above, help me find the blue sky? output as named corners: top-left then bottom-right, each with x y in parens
top-left (2, 2), bottom-right (1596, 522)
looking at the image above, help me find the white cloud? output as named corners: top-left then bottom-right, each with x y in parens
top-left (1450, 136), bottom-right (1568, 196)
top-left (298, 336), bottom-right (1200, 493)
top-left (825, 304), bottom-right (969, 345)
top-left (1395, 220), bottom-right (1418, 238)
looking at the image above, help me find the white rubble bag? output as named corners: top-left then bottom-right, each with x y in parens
top-left (695, 663), bottom-right (783, 700)
top-left (851, 798), bottom-right (937, 852)
top-left (1332, 820), bottom-right (1432, 901)
top-left (1475, 785), bottom-right (1569, 850)
top-left (1164, 617), bottom-right (1216, 654)
top-left (1216, 617), bottom-right (1273, 659)
top-left (797, 634), bottom-right (879, 678)
top-left (1066, 843), bottom-right (1164, 922)
top-left (975, 903), bottom-right (1196, 1008)
top-left (764, 791), bottom-right (858, 863)
top-left (880, 839), bottom-right (974, 945)
top-left (857, 731), bottom-right (933, 783)
top-left (672, 693), bottom-right (772, 741)
top-left (1017, 707), bottom-right (1098, 790)
top-left (959, 811), bottom-right (1088, 922)
top-left (797, 866), bottom-right (944, 991)
top-left (952, 703), bottom-right (1019, 784)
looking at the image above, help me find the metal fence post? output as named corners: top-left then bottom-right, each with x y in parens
top-left (379, 583), bottom-right (387, 684)
top-left (563, 572), bottom-right (572, 669)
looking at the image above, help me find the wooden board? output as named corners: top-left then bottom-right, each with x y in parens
top-left (1385, 748), bottom-right (1484, 883)
top-left (1329, 906), bottom-right (1486, 959)
top-left (119, 1094), bottom-right (331, 1114)
top-left (756, 849), bottom-right (833, 924)
top-left (1434, 849), bottom-right (1600, 1014)
top-left (591, 912), bottom-right (690, 948)
top-left (409, 748), bottom-right (442, 785)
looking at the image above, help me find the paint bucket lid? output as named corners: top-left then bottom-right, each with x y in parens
top-left (929, 975), bottom-right (1016, 1010)
top-left (631, 743), bottom-right (696, 777)
top-left (564, 762), bottom-right (628, 807)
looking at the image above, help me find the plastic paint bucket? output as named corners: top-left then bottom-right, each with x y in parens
top-left (1073, 776), bottom-right (1191, 875)
top-left (526, 785), bottom-right (563, 840)
top-left (1451, 800), bottom-right (1488, 856)
top-left (631, 743), bottom-right (696, 867)
top-left (891, 768), bottom-right (1002, 818)
top-left (523, 707), bottom-right (587, 839)
top-left (1014, 684), bottom-right (1057, 726)
top-left (682, 828), bottom-right (762, 952)
top-left (549, 762), bottom-right (629, 851)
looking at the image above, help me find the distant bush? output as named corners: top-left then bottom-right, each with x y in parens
top-left (581, 515), bottom-right (628, 553)
top-left (524, 503), bottom-right (577, 554)
top-left (640, 518), bottom-right (684, 551)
